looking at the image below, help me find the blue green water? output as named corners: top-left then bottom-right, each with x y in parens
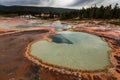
top-left (30, 31), bottom-right (112, 71)
top-left (16, 24), bottom-right (71, 29)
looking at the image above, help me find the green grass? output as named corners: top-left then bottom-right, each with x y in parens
top-left (109, 21), bottom-right (120, 25)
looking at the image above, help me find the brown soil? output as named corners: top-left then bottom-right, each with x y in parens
top-left (0, 28), bottom-right (50, 80)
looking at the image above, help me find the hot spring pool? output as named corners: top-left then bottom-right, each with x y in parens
top-left (30, 31), bottom-right (112, 71)
top-left (16, 23), bottom-right (71, 29)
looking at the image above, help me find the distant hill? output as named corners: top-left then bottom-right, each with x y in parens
top-left (0, 5), bottom-right (78, 14)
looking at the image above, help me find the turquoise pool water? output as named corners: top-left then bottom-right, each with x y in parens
top-left (16, 23), bottom-right (71, 29)
top-left (30, 31), bottom-right (112, 71)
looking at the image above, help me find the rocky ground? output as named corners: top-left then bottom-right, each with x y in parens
top-left (0, 18), bottom-right (120, 80)
top-left (0, 28), bottom-right (49, 80)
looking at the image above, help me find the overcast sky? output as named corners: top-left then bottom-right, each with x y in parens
top-left (0, 0), bottom-right (119, 9)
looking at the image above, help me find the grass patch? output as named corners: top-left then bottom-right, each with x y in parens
top-left (108, 21), bottom-right (120, 25)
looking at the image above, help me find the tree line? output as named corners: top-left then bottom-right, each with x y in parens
top-left (60, 3), bottom-right (120, 20)
top-left (0, 4), bottom-right (119, 20)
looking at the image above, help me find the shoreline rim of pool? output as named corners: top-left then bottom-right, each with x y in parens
top-left (25, 31), bottom-right (114, 73)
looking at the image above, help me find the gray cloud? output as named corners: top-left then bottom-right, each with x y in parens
top-left (68, 0), bottom-right (120, 8)
top-left (0, 0), bottom-right (119, 9)
top-left (0, 0), bottom-right (43, 6)
top-left (71, 0), bottom-right (93, 5)
top-left (68, 0), bottom-right (107, 7)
